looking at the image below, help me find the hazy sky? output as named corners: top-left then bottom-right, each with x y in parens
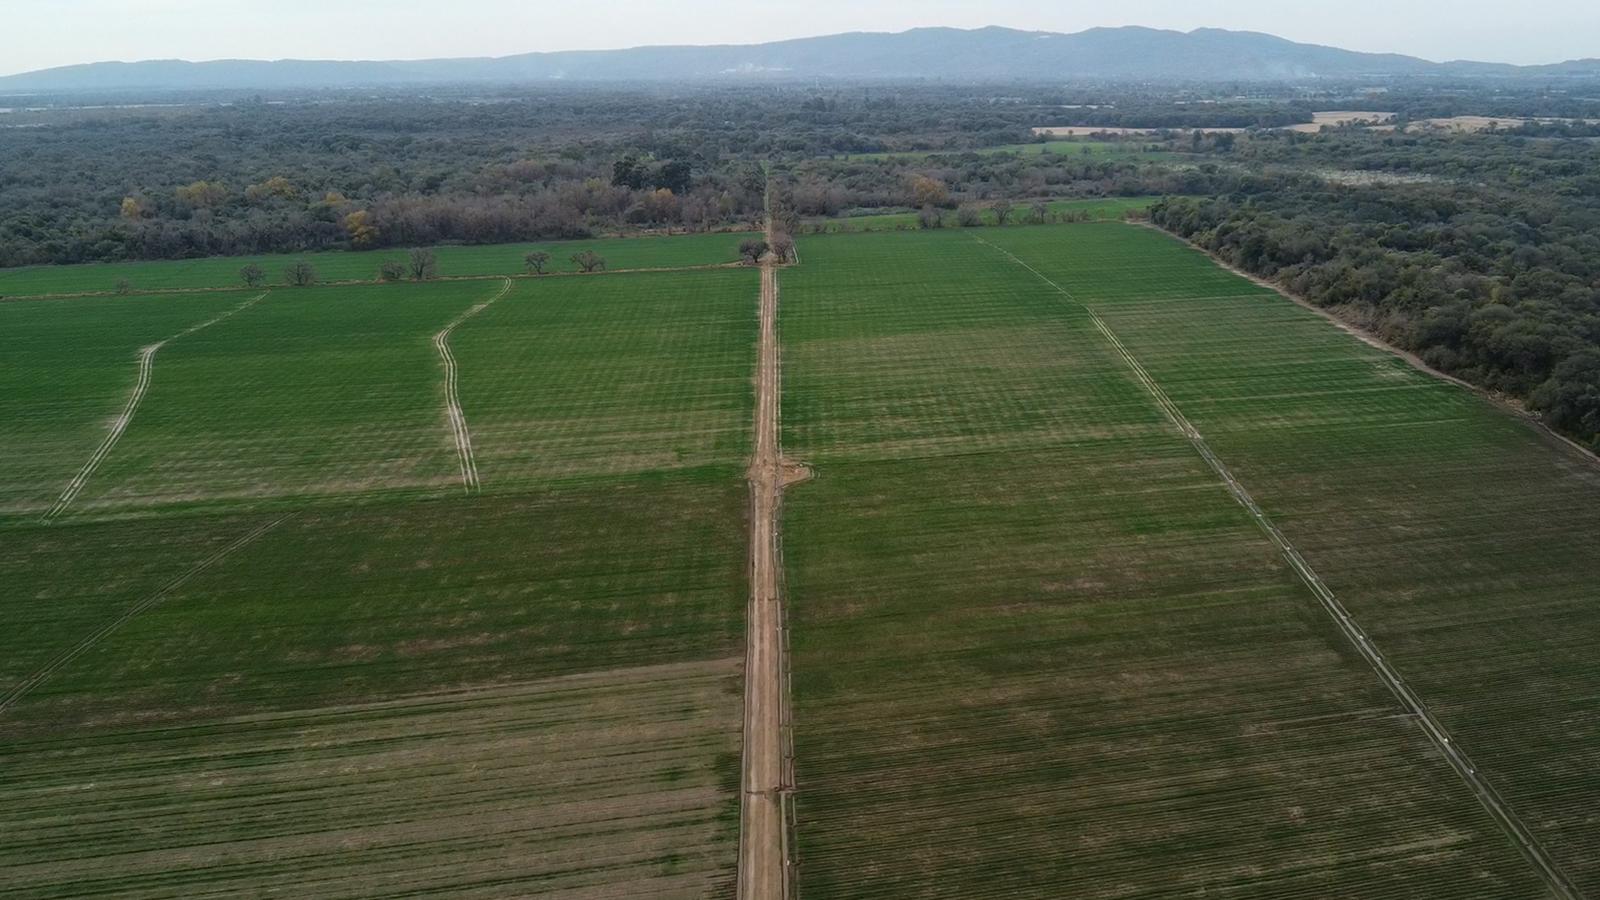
top-left (4, 0), bottom-right (1597, 75)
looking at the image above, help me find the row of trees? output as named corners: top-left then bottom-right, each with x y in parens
top-left (229, 247), bottom-right (617, 289)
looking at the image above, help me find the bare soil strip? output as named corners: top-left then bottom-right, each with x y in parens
top-left (434, 277), bottom-right (512, 493)
top-left (977, 235), bottom-right (1584, 900)
top-left (0, 515), bottom-right (289, 715)
top-left (738, 254), bottom-right (794, 899)
top-left (42, 291), bottom-right (270, 521)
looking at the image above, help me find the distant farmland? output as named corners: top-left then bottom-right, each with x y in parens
top-left (3, 223), bottom-right (1598, 899)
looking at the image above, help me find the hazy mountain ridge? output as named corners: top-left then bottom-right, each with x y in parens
top-left (3, 26), bottom-right (1598, 91)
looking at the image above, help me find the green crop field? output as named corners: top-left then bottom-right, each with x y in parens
top-left (780, 225), bottom-right (1600, 898)
top-left (0, 229), bottom-right (757, 298)
top-left (806, 196), bottom-right (1159, 234)
top-left (0, 260), bottom-right (758, 897)
top-left (5, 219), bottom-right (1599, 899)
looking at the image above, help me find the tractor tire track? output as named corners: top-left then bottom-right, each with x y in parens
top-left (433, 277), bottom-right (512, 493)
top-left (0, 515), bottom-right (290, 715)
top-left (43, 292), bottom-right (270, 522)
top-left (976, 235), bottom-right (1581, 900)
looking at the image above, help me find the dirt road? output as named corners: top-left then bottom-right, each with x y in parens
top-left (738, 255), bottom-right (792, 899)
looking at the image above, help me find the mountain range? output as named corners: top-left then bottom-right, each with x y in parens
top-left (3, 26), bottom-right (1598, 92)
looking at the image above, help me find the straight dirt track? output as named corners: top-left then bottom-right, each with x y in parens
top-left (976, 234), bottom-right (1583, 900)
top-left (738, 255), bottom-right (792, 899)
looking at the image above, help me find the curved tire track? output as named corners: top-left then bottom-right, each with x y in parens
top-left (43, 292), bottom-right (269, 522)
top-left (433, 278), bottom-right (512, 494)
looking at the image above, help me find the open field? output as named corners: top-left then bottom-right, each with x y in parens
top-left (2, 660), bottom-right (741, 899)
top-left (836, 141), bottom-right (1171, 161)
top-left (1034, 124), bottom-right (1249, 136)
top-left (1284, 111), bottom-right (1398, 132)
top-left (6, 218), bottom-right (1600, 899)
top-left (780, 225), bottom-right (1599, 897)
top-left (0, 230), bottom-right (758, 298)
top-left (805, 197), bottom-right (1159, 234)
top-left (0, 258), bottom-right (756, 897)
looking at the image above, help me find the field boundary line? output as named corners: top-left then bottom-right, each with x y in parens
top-left (42, 291), bottom-right (270, 522)
top-left (975, 234), bottom-right (1583, 900)
top-left (433, 277), bottom-right (512, 493)
top-left (0, 515), bottom-right (290, 716)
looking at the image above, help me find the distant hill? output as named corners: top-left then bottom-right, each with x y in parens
top-left (3, 26), bottom-right (1597, 92)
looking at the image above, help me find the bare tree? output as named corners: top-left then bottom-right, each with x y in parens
top-left (1030, 200), bottom-right (1050, 224)
top-left (992, 199), bottom-right (1015, 226)
top-left (114, 279), bottom-right (132, 295)
top-left (956, 205), bottom-right (982, 228)
top-left (285, 261), bottom-right (318, 287)
top-left (524, 251), bottom-right (551, 275)
top-left (571, 250), bottom-right (607, 273)
top-left (379, 260), bottom-right (406, 282)
top-left (917, 206), bottom-right (944, 229)
top-left (407, 247), bottom-right (438, 281)
top-left (239, 263), bottom-right (266, 287)
top-left (768, 233), bottom-right (795, 264)
top-left (739, 238), bottom-right (769, 265)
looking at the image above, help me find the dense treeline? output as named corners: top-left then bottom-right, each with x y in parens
top-left (0, 84), bottom-right (1313, 267)
top-left (1151, 157), bottom-right (1600, 448)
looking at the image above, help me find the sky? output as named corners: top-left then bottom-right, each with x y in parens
top-left (4, 0), bottom-right (1597, 76)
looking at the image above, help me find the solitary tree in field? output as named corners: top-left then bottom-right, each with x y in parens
top-left (114, 279), bottom-right (132, 295)
top-left (379, 260), bottom-right (406, 282)
top-left (1030, 200), bottom-right (1050, 224)
top-left (739, 238), bottom-right (769, 265)
top-left (407, 248), bottom-right (437, 281)
top-left (992, 199), bottom-right (1015, 226)
top-left (285, 261), bottom-right (318, 287)
top-left (571, 250), bottom-right (607, 273)
top-left (239, 263), bottom-right (266, 287)
top-left (917, 206), bottom-right (943, 229)
top-left (524, 251), bottom-right (552, 275)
